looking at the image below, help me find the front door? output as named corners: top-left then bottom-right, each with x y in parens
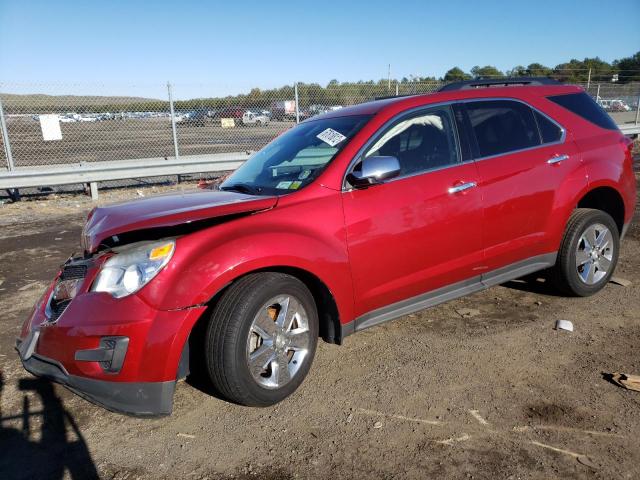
top-left (342, 105), bottom-right (484, 318)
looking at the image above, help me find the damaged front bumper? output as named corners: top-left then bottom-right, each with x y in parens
top-left (16, 335), bottom-right (176, 416)
top-left (16, 256), bottom-right (206, 417)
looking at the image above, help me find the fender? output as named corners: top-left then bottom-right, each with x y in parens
top-left (137, 187), bottom-right (356, 325)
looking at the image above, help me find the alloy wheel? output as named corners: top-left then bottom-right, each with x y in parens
top-left (246, 295), bottom-right (311, 389)
top-left (575, 223), bottom-right (614, 285)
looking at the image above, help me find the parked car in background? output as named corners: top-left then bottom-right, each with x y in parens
top-left (17, 77), bottom-right (636, 416)
top-left (298, 110), bottom-right (313, 121)
top-left (271, 100), bottom-right (296, 120)
top-left (59, 113), bottom-right (80, 123)
top-left (610, 100), bottom-right (631, 112)
top-left (242, 110), bottom-right (270, 126)
top-left (173, 112), bottom-right (189, 123)
top-left (309, 105), bottom-right (343, 116)
top-left (215, 107), bottom-right (245, 120)
top-left (176, 109), bottom-right (210, 126)
top-left (599, 99), bottom-right (632, 112)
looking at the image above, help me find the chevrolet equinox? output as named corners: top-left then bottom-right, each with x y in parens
top-left (16, 78), bottom-right (636, 415)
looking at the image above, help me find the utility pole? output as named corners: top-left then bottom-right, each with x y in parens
top-left (0, 92), bottom-right (14, 171)
top-left (586, 68), bottom-right (592, 90)
top-left (294, 82), bottom-right (300, 124)
top-left (167, 82), bottom-right (180, 160)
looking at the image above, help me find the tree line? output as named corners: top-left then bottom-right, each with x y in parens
top-left (172, 50), bottom-right (640, 112)
top-left (443, 51), bottom-right (640, 83)
top-left (5, 51), bottom-right (639, 114)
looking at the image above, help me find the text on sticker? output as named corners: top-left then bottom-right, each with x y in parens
top-left (316, 128), bottom-right (347, 147)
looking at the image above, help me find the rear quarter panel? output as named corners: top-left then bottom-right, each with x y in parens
top-left (578, 132), bottom-right (636, 225)
top-left (525, 94), bottom-right (634, 250)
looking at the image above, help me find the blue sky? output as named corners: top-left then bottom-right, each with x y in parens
top-left (0, 0), bottom-right (638, 99)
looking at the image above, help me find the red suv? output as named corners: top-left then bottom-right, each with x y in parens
top-left (17, 78), bottom-right (636, 416)
top-left (214, 107), bottom-right (245, 121)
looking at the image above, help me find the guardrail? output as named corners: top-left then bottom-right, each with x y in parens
top-left (619, 124), bottom-right (640, 137)
top-left (0, 152), bottom-right (249, 199)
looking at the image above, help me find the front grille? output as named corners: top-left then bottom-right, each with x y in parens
top-left (48, 299), bottom-right (71, 322)
top-left (47, 261), bottom-right (89, 322)
top-left (60, 264), bottom-right (87, 280)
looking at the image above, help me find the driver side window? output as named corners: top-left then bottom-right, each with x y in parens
top-left (364, 106), bottom-right (460, 176)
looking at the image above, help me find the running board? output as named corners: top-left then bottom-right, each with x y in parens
top-left (342, 252), bottom-right (557, 336)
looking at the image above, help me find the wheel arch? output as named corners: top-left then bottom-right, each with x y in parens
top-left (178, 265), bottom-right (345, 382)
top-left (576, 185), bottom-right (625, 234)
top-left (247, 266), bottom-right (344, 345)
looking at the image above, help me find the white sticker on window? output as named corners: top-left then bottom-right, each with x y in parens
top-left (316, 128), bottom-right (347, 147)
top-left (276, 181), bottom-right (292, 189)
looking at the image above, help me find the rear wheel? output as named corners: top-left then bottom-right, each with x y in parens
top-left (205, 273), bottom-right (318, 406)
top-left (551, 208), bottom-right (619, 296)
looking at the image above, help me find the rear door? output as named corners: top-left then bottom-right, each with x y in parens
top-left (461, 99), bottom-right (580, 271)
top-left (342, 105), bottom-right (484, 319)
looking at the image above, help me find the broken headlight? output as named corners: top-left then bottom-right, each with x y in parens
top-left (92, 240), bottom-right (175, 298)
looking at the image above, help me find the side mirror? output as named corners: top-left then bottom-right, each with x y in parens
top-left (347, 156), bottom-right (401, 188)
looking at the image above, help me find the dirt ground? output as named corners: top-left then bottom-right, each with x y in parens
top-left (1, 171), bottom-right (639, 480)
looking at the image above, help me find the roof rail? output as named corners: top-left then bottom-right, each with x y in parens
top-left (374, 93), bottom-right (419, 101)
top-left (438, 77), bottom-right (561, 92)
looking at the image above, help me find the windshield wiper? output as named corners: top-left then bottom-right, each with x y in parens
top-left (219, 183), bottom-right (261, 195)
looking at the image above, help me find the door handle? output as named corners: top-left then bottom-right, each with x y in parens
top-left (547, 154), bottom-right (569, 165)
top-left (448, 181), bottom-right (477, 194)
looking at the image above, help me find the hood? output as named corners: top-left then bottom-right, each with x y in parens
top-left (82, 189), bottom-right (277, 253)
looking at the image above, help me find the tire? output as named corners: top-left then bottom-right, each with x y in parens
top-left (550, 208), bottom-right (619, 296)
top-left (205, 272), bottom-right (318, 406)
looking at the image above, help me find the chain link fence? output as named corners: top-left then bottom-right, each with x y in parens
top-left (0, 125), bottom-right (7, 170)
top-left (171, 84), bottom-right (294, 159)
top-left (0, 82), bottom-right (176, 168)
top-left (1, 79), bottom-right (638, 172)
top-left (582, 81), bottom-right (640, 124)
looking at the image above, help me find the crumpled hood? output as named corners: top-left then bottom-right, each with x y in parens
top-left (82, 189), bottom-right (277, 253)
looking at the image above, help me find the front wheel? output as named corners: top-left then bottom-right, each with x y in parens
top-left (205, 273), bottom-right (318, 406)
top-left (551, 208), bottom-right (619, 296)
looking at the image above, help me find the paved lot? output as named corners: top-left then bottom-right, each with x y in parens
top-left (612, 111), bottom-right (639, 125)
top-left (0, 171), bottom-right (639, 479)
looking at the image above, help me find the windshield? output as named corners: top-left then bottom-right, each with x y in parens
top-left (220, 114), bottom-right (371, 195)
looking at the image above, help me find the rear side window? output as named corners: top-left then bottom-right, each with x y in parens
top-left (534, 110), bottom-right (563, 144)
top-left (547, 92), bottom-right (618, 131)
top-left (465, 100), bottom-right (539, 157)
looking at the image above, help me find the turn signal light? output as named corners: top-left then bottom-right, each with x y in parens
top-left (149, 242), bottom-right (174, 261)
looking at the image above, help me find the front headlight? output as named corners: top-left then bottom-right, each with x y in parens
top-left (92, 239), bottom-right (175, 298)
